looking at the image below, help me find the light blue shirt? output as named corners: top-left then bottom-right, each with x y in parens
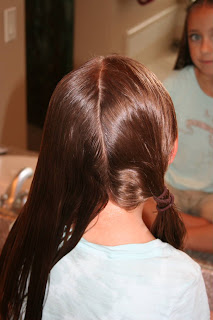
top-left (164, 66), bottom-right (213, 192)
top-left (42, 238), bottom-right (210, 319)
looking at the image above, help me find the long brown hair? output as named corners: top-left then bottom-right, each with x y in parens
top-left (0, 55), bottom-right (185, 319)
top-left (174, 0), bottom-right (213, 69)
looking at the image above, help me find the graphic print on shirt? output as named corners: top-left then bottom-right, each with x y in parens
top-left (181, 110), bottom-right (213, 147)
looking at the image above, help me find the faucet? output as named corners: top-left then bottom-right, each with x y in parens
top-left (0, 167), bottom-right (34, 214)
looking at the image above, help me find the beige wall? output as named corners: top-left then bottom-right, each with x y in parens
top-left (0, 0), bottom-right (183, 149)
top-left (74, 0), bottom-right (179, 68)
top-left (0, 0), bottom-right (27, 149)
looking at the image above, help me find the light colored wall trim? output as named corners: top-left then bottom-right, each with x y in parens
top-left (125, 4), bottom-right (179, 59)
top-left (73, 0), bottom-right (179, 68)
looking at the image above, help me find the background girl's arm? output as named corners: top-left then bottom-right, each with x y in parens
top-left (185, 223), bottom-right (213, 253)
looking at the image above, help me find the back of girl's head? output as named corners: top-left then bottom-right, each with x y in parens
top-left (43, 55), bottom-right (177, 207)
top-left (174, 0), bottom-right (213, 69)
top-left (0, 55), bottom-right (185, 320)
top-left (36, 54), bottom-right (183, 252)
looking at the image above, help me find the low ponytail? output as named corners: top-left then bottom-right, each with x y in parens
top-left (151, 187), bottom-right (186, 249)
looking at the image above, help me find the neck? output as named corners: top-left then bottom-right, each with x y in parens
top-left (84, 200), bottom-right (155, 246)
top-left (195, 67), bottom-right (213, 97)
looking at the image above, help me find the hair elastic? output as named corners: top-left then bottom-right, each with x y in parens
top-left (153, 186), bottom-right (174, 212)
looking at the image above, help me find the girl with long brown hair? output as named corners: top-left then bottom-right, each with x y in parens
top-left (0, 55), bottom-right (209, 319)
top-left (162, 0), bottom-right (213, 252)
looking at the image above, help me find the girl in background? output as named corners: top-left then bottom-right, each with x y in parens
top-left (165, 0), bottom-right (213, 252)
top-left (0, 55), bottom-right (209, 319)
top-left (144, 0), bottom-right (213, 253)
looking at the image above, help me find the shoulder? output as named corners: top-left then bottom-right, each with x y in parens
top-left (163, 66), bottom-right (194, 95)
top-left (161, 243), bottom-right (210, 318)
top-left (159, 241), bottom-right (202, 279)
top-left (42, 254), bottom-right (75, 319)
top-left (162, 242), bottom-right (199, 268)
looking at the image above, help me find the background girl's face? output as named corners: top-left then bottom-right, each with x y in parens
top-left (187, 5), bottom-right (213, 77)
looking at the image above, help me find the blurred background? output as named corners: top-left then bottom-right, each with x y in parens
top-left (0, 0), bottom-right (186, 152)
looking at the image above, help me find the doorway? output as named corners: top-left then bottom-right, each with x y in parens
top-left (25, 0), bottom-right (74, 150)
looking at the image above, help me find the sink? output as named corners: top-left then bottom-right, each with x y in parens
top-left (0, 154), bottom-right (38, 195)
top-left (0, 154), bottom-right (38, 251)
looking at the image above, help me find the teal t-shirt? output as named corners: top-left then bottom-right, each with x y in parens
top-left (164, 66), bottom-right (213, 192)
top-left (42, 238), bottom-right (209, 319)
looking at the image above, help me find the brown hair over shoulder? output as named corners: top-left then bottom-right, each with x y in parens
top-left (0, 55), bottom-right (185, 320)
